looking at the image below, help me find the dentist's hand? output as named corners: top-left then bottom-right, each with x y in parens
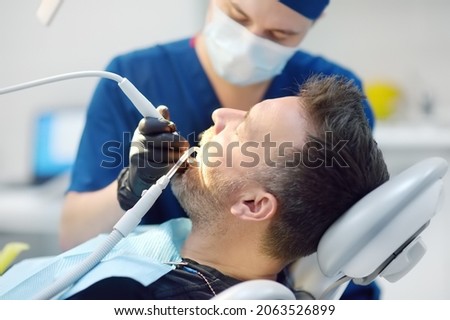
top-left (117, 106), bottom-right (189, 210)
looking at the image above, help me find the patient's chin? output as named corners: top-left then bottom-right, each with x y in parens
top-left (171, 167), bottom-right (201, 209)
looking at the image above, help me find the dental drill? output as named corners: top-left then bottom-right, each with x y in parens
top-left (0, 71), bottom-right (197, 299)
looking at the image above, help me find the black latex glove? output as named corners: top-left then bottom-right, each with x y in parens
top-left (117, 106), bottom-right (189, 211)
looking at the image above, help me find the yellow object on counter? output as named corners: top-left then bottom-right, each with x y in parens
top-left (366, 81), bottom-right (402, 120)
top-left (0, 242), bottom-right (30, 275)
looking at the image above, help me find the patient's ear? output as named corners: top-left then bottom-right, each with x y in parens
top-left (230, 192), bottom-right (277, 221)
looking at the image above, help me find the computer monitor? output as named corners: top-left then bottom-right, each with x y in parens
top-left (33, 108), bottom-right (85, 183)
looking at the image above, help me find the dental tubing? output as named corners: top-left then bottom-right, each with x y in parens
top-left (0, 70), bottom-right (162, 119)
top-left (0, 71), bottom-right (195, 299)
top-left (32, 147), bottom-right (197, 300)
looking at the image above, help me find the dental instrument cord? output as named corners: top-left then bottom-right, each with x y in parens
top-left (0, 71), bottom-right (162, 119)
top-left (32, 147), bottom-right (198, 300)
top-left (0, 71), bottom-right (120, 92)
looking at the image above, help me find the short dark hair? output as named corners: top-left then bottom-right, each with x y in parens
top-left (261, 74), bottom-right (389, 262)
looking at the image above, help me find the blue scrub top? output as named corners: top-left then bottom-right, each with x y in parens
top-left (69, 37), bottom-right (374, 224)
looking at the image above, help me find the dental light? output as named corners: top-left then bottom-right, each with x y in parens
top-left (0, 71), bottom-right (193, 299)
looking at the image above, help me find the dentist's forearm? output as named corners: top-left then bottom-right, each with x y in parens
top-left (59, 181), bottom-right (124, 250)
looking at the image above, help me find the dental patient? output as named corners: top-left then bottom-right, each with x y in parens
top-left (64, 75), bottom-right (389, 299)
top-left (0, 75), bottom-right (388, 300)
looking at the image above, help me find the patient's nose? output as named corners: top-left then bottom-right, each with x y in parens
top-left (212, 108), bottom-right (245, 135)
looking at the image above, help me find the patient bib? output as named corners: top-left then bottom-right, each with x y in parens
top-left (0, 218), bottom-right (192, 299)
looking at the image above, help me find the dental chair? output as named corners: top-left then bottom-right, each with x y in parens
top-left (212, 157), bottom-right (449, 300)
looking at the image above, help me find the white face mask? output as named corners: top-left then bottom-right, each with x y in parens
top-left (203, 4), bottom-right (298, 86)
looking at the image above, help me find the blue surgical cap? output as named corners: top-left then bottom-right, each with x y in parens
top-left (279, 0), bottom-right (330, 20)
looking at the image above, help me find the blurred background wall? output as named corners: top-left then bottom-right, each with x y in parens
top-left (0, 0), bottom-right (449, 299)
top-left (302, 0), bottom-right (450, 125)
